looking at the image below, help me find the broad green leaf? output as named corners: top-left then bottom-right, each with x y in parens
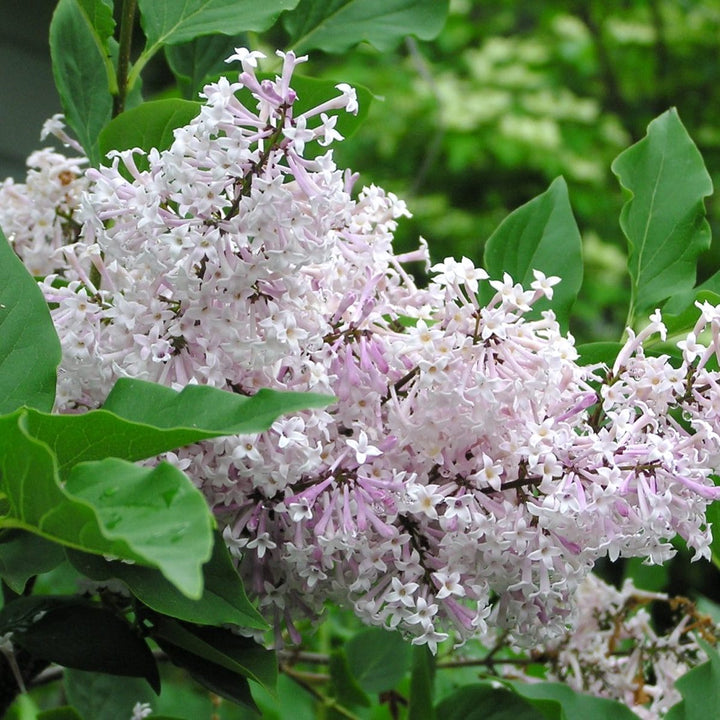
top-left (65, 458), bottom-right (214, 598)
top-left (98, 99), bottom-right (203, 165)
top-left (49, 0), bottom-right (115, 165)
top-left (283, 0), bottom-right (450, 53)
top-left (329, 649), bottom-right (371, 708)
top-left (152, 616), bottom-right (276, 698)
top-left (0, 229), bottom-right (61, 414)
top-left (68, 531), bottom-right (267, 629)
top-left (0, 532), bottom-right (65, 594)
top-left (138, 0), bottom-right (299, 49)
top-left (482, 176), bottom-right (583, 332)
top-left (0, 411), bottom-right (213, 598)
top-left (611, 109), bottom-right (713, 323)
top-left (65, 669), bottom-right (155, 720)
top-left (409, 644), bottom-right (436, 720)
top-left (23, 379), bottom-right (334, 478)
top-left (435, 683), bottom-right (547, 720)
top-left (344, 627), bottom-right (411, 693)
top-left (575, 342), bottom-right (624, 368)
top-left (4, 596), bottom-right (159, 690)
top-left (666, 641), bottom-right (720, 720)
top-left (513, 682), bottom-right (641, 720)
top-left (165, 34), bottom-right (246, 100)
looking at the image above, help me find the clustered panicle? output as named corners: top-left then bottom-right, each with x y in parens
top-left (515, 573), bottom-right (720, 719)
top-left (3, 49), bottom-right (720, 669)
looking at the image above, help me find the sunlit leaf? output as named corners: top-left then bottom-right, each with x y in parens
top-left (0, 411), bottom-right (213, 598)
top-left (24, 379), bottom-right (334, 478)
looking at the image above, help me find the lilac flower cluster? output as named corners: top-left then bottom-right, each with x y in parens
top-left (3, 50), bottom-right (720, 653)
top-left (518, 573), bottom-right (719, 719)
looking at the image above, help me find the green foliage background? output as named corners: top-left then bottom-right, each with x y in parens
top-left (285, 0), bottom-right (720, 342)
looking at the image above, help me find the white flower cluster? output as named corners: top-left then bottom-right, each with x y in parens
top-left (3, 50), bottom-right (720, 654)
top-left (519, 573), bottom-right (718, 719)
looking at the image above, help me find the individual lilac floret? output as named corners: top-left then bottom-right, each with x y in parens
top-left (5, 49), bottom-right (720, 655)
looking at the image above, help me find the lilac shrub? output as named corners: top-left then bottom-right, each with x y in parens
top-left (2, 50), bottom-right (720, 657)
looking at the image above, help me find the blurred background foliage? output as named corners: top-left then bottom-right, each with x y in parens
top-left (271, 0), bottom-right (720, 344)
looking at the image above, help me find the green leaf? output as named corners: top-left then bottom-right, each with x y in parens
top-left (68, 531), bottom-right (267, 629)
top-left (165, 34), bottom-right (246, 100)
top-left (283, 0), bottom-right (450, 53)
top-left (65, 459), bottom-right (214, 598)
top-left (408, 644), bottom-right (436, 720)
top-left (5, 596), bottom-right (159, 690)
top-left (23, 379), bottom-right (333, 478)
top-left (0, 532), bottom-right (65, 594)
top-left (435, 683), bottom-right (547, 720)
top-left (138, 0), bottom-right (299, 49)
top-left (0, 229), bottom-right (61, 414)
top-left (329, 649), bottom-right (371, 708)
top-left (49, 0), bottom-right (115, 165)
top-left (513, 682), bottom-right (642, 720)
top-left (98, 99), bottom-right (203, 165)
top-left (611, 108), bottom-right (713, 324)
top-left (482, 176), bottom-right (583, 332)
top-left (152, 616), bottom-right (277, 692)
top-left (344, 627), bottom-right (411, 693)
top-left (0, 411), bottom-right (213, 598)
top-left (662, 289), bottom-right (720, 337)
top-left (665, 653), bottom-right (720, 720)
top-left (65, 669), bottom-right (155, 720)
top-left (575, 342), bottom-right (624, 368)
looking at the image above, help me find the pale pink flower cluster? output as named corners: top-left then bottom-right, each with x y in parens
top-left (518, 573), bottom-right (718, 719)
top-left (0, 131), bottom-right (87, 276)
top-left (4, 50), bottom-right (720, 653)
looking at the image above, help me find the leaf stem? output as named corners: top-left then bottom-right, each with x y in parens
top-left (114, 0), bottom-right (138, 117)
